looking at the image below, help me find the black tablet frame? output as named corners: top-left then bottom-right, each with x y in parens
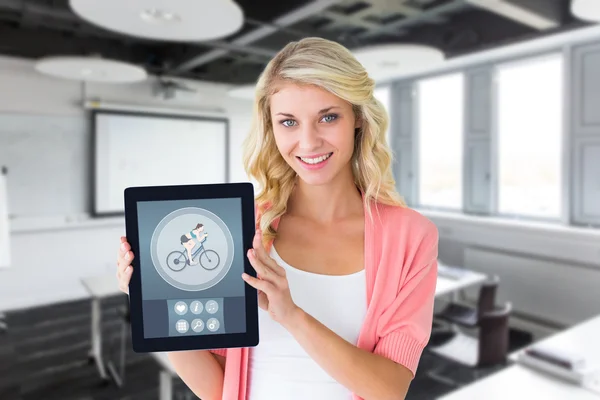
top-left (124, 182), bottom-right (258, 353)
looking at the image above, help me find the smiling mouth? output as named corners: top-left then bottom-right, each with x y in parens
top-left (296, 152), bottom-right (333, 165)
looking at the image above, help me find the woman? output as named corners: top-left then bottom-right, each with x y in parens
top-left (116, 37), bottom-right (438, 400)
top-left (180, 223), bottom-right (208, 265)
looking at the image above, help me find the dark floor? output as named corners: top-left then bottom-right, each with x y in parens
top-left (0, 295), bottom-right (533, 400)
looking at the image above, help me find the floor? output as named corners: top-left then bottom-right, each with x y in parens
top-left (0, 295), bottom-right (533, 400)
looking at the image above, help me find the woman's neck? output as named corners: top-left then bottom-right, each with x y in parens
top-left (287, 169), bottom-right (364, 224)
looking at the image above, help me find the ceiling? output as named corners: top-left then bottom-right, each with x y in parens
top-left (0, 0), bottom-right (592, 85)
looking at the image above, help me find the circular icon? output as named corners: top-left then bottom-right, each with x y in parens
top-left (150, 207), bottom-right (235, 291)
top-left (174, 301), bottom-right (188, 315)
top-left (175, 319), bottom-right (189, 333)
top-left (190, 301), bottom-right (203, 315)
top-left (191, 319), bottom-right (204, 332)
top-left (205, 300), bottom-right (219, 314)
top-left (206, 318), bottom-right (220, 332)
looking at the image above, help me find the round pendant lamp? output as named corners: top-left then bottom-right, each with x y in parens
top-left (35, 56), bottom-right (147, 83)
top-left (69, 0), bottom-right (244, 42)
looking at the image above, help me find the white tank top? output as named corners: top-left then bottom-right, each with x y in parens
top-left (247, 246), bottom-right (368, 400)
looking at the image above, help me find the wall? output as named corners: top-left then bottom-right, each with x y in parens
top-left (0, 55), bottom-right (254, 311)
top-left (425, 209), bottom-right (600, 338)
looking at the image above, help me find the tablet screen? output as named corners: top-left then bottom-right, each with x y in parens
top-left (136, 198), bottom-right (246, 338)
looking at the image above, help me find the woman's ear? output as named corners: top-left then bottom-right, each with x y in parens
top-left (354, 115), bottom-right (362, 129)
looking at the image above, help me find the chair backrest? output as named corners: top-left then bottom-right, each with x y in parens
top-left (477, 301), bottom-right (512, 367)
top-left (477, 275), bottom-right (499, 319)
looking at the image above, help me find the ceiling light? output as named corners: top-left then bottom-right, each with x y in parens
top-left (353, 44), bottom-right (445, 81)
top-left (35, 56), bottom-right (147, 83)
top-left (571, 0), bottom-right (600, 22)
top-left (140, 8), bottom-right (181, 25)
top-left (69, 0), bottom-right (244, 42)
top-left (227, 84), bottom-right (256, 100)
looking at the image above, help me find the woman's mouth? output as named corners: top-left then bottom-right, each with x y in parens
top-left (296, 152), bottom-right (333, 170)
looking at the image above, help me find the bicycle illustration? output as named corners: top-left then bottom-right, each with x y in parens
top-left (167, 243), bottom-right (220, 272)
top-left (166, 224), bottom-right (219, 272)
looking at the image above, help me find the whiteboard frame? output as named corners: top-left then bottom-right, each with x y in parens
top-left (91, 109), bottom-right (230, 217)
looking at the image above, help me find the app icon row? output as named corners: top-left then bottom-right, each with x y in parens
top-left (175, 317), bottom-right (220, 333)
top-left (174, 300), bottom-right (219, 316)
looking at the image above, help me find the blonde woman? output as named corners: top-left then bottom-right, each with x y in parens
top-left (116, 37), bottom-right (438, 400)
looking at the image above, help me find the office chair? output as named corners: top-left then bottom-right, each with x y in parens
top-left (104, 296), bottom-right (130, 387)
top-left (436, 274), bottom-right (499, 329)
top-left (116, 298), bottom-right (131, 384)
top-left (0, 314), bottom-right (6, 333)
top-left (426, 302), bottom-right (512, 387)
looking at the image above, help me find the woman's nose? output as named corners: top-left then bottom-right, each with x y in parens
top-left (297, 126), bottom-right (322, 150)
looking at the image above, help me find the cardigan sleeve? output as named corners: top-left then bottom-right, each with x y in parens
top-left (373, 223), bottom-right (438, 377)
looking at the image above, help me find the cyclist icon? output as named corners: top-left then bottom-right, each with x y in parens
top-left (150, 206), bottom-right (234, 292)
top-left (166, 223), bottom-right (221, 271)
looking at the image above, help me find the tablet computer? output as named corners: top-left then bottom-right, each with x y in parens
top-left (124, 182), bottom-right (259, 353)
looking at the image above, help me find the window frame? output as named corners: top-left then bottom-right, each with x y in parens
top-left (386, 47), bottom-right (574, 226)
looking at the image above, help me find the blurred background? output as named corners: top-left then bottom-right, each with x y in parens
top-left (0, 0), bottom-right (599, 399)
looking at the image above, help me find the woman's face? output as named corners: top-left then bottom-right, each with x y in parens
top-left (269, 82), bottom-right (359, 187)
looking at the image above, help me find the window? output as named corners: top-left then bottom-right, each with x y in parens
top-left (374, 86), bottom-right (391, 144)
top-left (496, 54), bottom-right (563, 219)
top-left (417, 73), bottom-right (464, 209)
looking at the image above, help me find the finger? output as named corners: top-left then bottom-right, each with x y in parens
top-left (247, 249), bottom-right (273, 281)
top-left (118, 241), bottom-right (131, 258)
top-left (252, 230), bottom-right (285, 277)
top-left (119, 265), bottom-right (132, 293)
top-left (242, 273), bottom-right (275, 294)
top-left (117, 251), bottom-right (134, 274)
top-left (257, 291), bottom-right (269, 310)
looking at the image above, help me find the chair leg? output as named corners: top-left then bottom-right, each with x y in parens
top-left (0, 312), bottom-right (6, 332)
top-left (120, 320), bottom-right (127, 382)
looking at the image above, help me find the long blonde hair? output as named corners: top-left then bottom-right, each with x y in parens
top-left (242, 37), bottom-right (406, 244)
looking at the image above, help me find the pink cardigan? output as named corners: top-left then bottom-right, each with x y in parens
top-left (210, 199), bottom-right (439, 400)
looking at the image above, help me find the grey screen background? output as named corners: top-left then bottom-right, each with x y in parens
top-left (136, 198), bottom-right (247, 339)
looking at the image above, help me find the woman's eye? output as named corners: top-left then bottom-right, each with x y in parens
top-left (281, 120), bottom-right (297, 127)
top-left (321, 114), bottom-right (338, 123)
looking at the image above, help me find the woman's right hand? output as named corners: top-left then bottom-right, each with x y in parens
top-left (117, 236), bottom-right (135, 294)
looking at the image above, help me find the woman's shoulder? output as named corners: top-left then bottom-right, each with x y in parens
top-left (372, 202), bottom-right (438, 239)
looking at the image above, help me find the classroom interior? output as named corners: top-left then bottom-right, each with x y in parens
top-left (1, 0), bottom-right (600, 399)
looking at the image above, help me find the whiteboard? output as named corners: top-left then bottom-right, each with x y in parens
top-left (93, 111), bottom-right (229, 215)
top-left (0, 113), bottom-right (89, 219)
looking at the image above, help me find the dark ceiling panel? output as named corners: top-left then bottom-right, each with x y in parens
top-left (0, 0), bottom-right (590, 85)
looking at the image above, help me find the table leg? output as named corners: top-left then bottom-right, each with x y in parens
top-left (89, 297), bottom-right (108, 381)
top-left (159, 370), bottom-right (173, 400)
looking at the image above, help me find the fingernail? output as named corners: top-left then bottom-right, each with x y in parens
top-left (121, 243), bottom-right (126, 251)
top-left (124, 252), bottom-right (130, 260)
top-left (125, 266), bottom-right (131, 274)
top-left (241, 273), bottom-right (248, 280)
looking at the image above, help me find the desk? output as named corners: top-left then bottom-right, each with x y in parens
top-left (152, 352), bottom-right (177, 400)
top-left (81, 274), bottom-right (125, 386)
top-left (436, 264), bottom-right (487, 298)
top-left (438, 315), bottom-right (600, 399)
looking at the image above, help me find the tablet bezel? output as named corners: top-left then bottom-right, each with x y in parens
top-left (124, 182), bottom-right (259, 353)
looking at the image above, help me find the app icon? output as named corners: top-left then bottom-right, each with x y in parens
top-left (190, 300), bottom-right (203, 315)
top-left (205, 300), bottom-right (219, 314)
top-left (191, 319), bottom-right (204, 332)
top-left (206, 318), bottom-right (220, 332)
top-left (174, 301), bottom-right (188, 315)
top-left (176, 319), bottom-right (189, 333)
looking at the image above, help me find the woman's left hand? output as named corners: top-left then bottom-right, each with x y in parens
top-left (242, 229), bottom-right (301, 327)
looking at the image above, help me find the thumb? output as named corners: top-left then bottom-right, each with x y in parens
top-left (258, 291), bottom-right (269, 310)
